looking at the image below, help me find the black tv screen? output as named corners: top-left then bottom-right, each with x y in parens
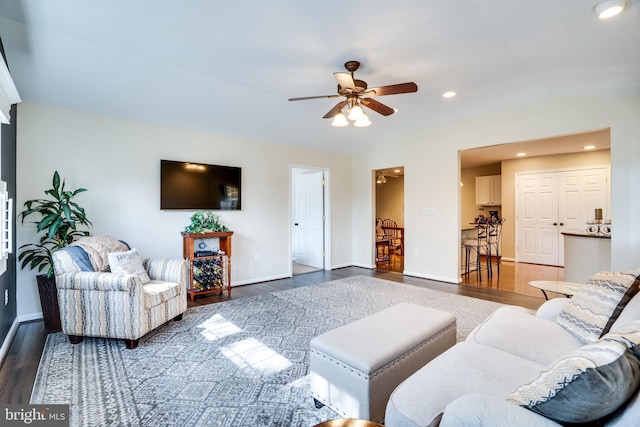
top-left (160, 160), bottom-right (241, 210)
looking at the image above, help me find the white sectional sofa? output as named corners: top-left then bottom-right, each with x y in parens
top-left (385, 270), bottom-right (640, 427)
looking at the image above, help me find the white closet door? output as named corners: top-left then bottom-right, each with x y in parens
top-left (517, 167), bottom-right (609, 266)
top-left (518, 172), bottom-right (559, 265)
top-left (557, 168), bottom-right (608, 265)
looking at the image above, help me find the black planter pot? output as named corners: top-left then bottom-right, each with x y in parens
top-left (36, 274), bottom-right (61, 332)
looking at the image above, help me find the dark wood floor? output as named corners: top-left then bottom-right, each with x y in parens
top-left (0, 266), bottom-right (545, 404)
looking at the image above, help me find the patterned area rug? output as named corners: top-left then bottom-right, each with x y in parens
top-left (31, 276), bottom-right (507, 426)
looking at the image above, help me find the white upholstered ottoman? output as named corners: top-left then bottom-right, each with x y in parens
top-left (309, 303), bottom-right (456, 423)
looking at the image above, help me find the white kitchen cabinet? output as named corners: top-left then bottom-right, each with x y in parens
top-left (475, 175), bottom-right (501, 206)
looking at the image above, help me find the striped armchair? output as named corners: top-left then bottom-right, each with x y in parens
top-left (52, 237), bottom-right (187, 349)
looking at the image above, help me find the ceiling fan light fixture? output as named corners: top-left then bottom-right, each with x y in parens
top-left (331, 112), bottom-right (349, 127)
top-left (354, 113), bottom-right (371, 127)
top-left (289, 60), bottom-right (418, 129)
top-left (376, 174), bottom-right (387, 184)
top-left (594, 0), bottom-right (628, 18)
top-left (347, 103), bottom-right (365, 121)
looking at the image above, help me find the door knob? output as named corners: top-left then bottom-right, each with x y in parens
top-left (559, 222), bottom-right (564, 226)
top-left (553, 222), bottom-right (558, 226)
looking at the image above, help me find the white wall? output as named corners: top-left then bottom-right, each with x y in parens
top-left (352, 94), bottom-right (640, 282)
top-left (16, 102), bottom-right (353, 318)
top-left (16, 95), bottom-right (640, 317)
top-left (376, 175), bottom-right (404, 227)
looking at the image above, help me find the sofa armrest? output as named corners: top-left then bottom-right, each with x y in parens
top-left (55, 271), bottom-right (147, 339)
top-left (143, 258), bottom-right (188, 285)
top-left (55, 271), bottom-right (142, 292)
top-left (440, 394), bottom-right (561, 427)
top-left (535, 297), bottom-right (569, 321)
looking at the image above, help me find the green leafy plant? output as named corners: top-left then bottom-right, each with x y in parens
top-left (184, 210), bottom-right (229, 233)
top-left (18, 171), bottom-right (92, 278)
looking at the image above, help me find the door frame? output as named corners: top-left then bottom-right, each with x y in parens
top-left (289, 165), bottom-right (331, 275)
top-left (373, 166), bottom-right (405, 270)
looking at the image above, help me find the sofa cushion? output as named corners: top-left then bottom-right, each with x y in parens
top-left (507, 321), bottom-right (640, 425)
top-left (143, 280), bottom-right (182, 309)
top-left (556, 269), bottom-right (640, 343)
top-left (108, 248), bottom-right (151, 283)
top-left (466, 306), bottom-right (584, 365)
top-left (385, 341), bottom-right (544, 427)
top-left (440, 394), bottom-right (562, 427)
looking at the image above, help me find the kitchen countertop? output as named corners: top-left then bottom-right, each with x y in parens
top-left (562, 231), bottom-right (611, 239)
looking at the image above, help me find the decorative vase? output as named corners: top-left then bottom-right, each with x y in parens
top-left (36, 274), bottom-right (61, 332)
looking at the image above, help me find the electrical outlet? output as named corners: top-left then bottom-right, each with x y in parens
top-left (4, 289), bottom-right (8, 306)
top-left (413, 249), bottom-right (420, 257)
top-left (255, 253), bottom-right (261, 262)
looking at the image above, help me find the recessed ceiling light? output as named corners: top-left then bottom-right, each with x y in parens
top-left (584, 145), bottom-right (597, 150)
top-left (442, 91), bottom-right (456, 98)
top-left (393, 169), bottom-right (401, 173)
top-left (594, 0), bottom-right (628, 19)
top-left (516, 152), bottom-right (527, 157)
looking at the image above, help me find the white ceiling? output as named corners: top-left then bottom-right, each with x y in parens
top-left (0, 1), bottom-right (638, 155)
top-left (460, 128), bottom-right (611, 168)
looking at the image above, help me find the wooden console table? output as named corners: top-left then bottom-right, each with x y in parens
top-left (181, 231), bottom-right (233, 301)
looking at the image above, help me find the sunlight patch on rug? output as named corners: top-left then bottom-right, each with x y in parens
top-left (198, 313), bottom-right (243, 341)
top-left (221, 337), bottom-right (292, 375)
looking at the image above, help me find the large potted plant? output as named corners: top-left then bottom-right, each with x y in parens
top-left (18, 171), bottom-right (92, 330)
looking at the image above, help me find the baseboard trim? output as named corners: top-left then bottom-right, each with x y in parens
top-left (0, 318), bottom-right (21, 368)
top-left (403, 270), bottom-right (459, 284)
top-left (329, 262), bottom-right (353, 270)
top-left (233, 274), bottom-right (290, 287)
top-left (18, 312), bottom-right (44, 323)
top-left (352, 262), bottom-right (376, 269)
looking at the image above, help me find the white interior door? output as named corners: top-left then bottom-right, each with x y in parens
top-left (518, 172), bottom-right (560, 265)
top-left (517, 167), bottom-right (609, 266)
top-left (293, 171), bottom-right (325, 268)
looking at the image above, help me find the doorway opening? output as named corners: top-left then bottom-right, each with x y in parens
top-left (374, 166), bottom-right (404, 272)
top-left (459, 129), bottom-right (611, 295)
top-left (291, 167), bottom-right (329, 276)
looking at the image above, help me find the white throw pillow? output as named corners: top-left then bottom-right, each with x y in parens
top-left (107, 248), bottom-right (150, 283)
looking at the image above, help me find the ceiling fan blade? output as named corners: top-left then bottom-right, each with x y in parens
top-left (367, 82), bottom-right (418, 96)
top-left (288, 94), bottom-right (340, 101)
top-left (333, 72), bottom-right (356, 90)
top-left (361, 98), bottom-right (395, 116)
top-left (322, 100), bottom-right (348, 119)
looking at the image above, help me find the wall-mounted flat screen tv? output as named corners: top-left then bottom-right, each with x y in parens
top-left (160, 159), bottom-right (241, 210)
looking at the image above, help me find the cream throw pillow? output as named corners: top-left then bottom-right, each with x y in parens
top-left (556, 269), bottom-right (640, 343)
top-left (107, 248), bottom-right (150, 283)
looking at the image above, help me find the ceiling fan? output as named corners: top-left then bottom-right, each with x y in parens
top-left (288, 60), bottom-right (418, 127)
